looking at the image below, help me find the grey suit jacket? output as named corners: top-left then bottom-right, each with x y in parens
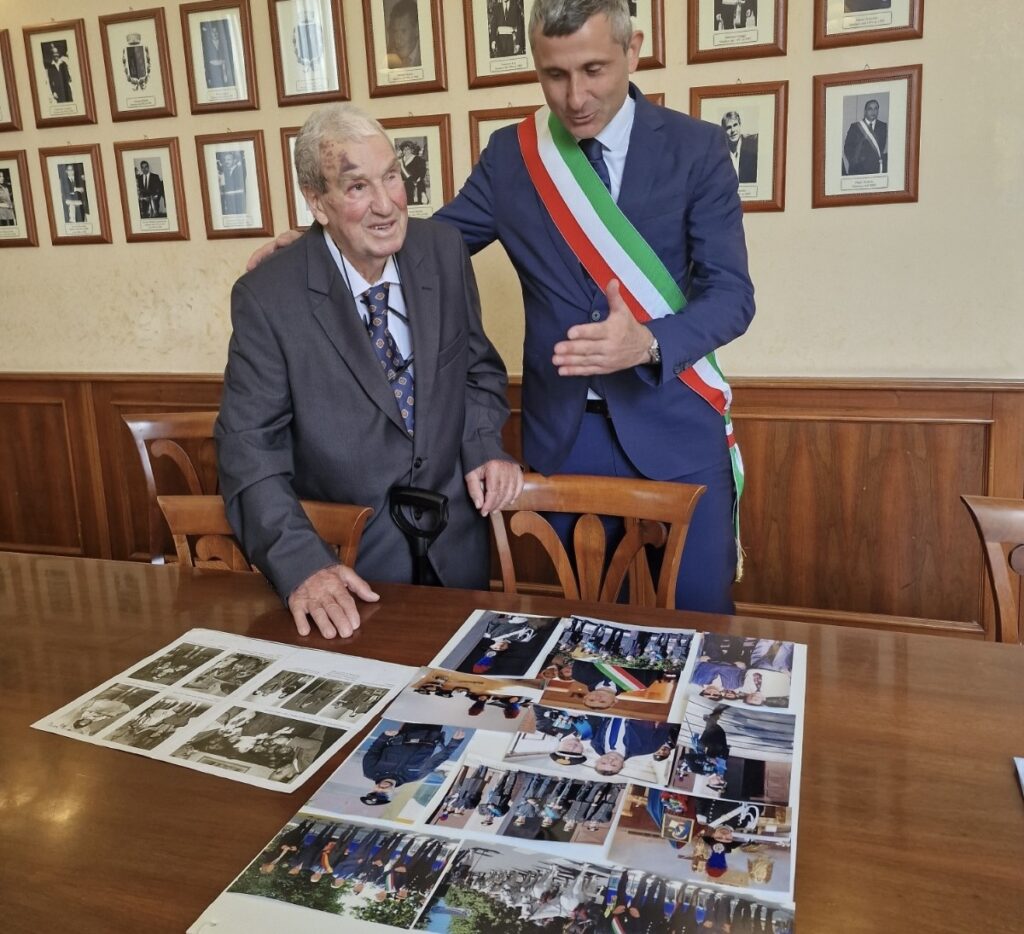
top-left (215, 219), bottom-right (514, 599)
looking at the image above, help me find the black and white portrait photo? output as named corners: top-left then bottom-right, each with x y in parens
top-left (200, 19), bottom-right (236, 88)
top-left (217, 149), bottom-right (247, 214)
top-left (134, 157), bottom-right (166, 218)
top-left (58, 162), bottom-right (88, 223)
top-left (385, 0), bottom-right (421, 68)
top-left (396, 136), bottom-right (429, 204)
top-left (841, 92), bottom-right (889, 176)
top-left (0, 168), bottom-right (15, 225)
top-left (488, 0), bottom-right (525, 58)
top-left (721, 109), bottom-right (759, 183)
top-left (42, 41), bottom-right (73, 103)
top-left (715, 0), bottom-right (757, 31)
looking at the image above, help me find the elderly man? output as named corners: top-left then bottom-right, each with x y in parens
top-left (216, 104), bottom-right (522, 639)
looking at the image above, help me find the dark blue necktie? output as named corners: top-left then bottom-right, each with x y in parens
top-left (361, 284), bottom-right (414, 436)
top-left (607, 718), bottom-right (622, 752)
top-left (579, 137), bottom-right (611, 192)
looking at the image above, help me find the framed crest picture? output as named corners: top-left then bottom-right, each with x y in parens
top-left (99, 8), bottom-right (177, 121)
top-left (269, 0), bottom-right (350, 105)
top-left (813, 64), bottom-right (922, 208)
top-left (280, 126), bottom-right (315, 230)
top-left (687, 0), bottom-right (787, 64)
top-left (690, 80), bottom-right (788, 212)
top-left (0, 151), bottom-right (37, 247)
top-left (22, 19), bottom-right (97, 127)
top-left (814, 0), bottom-right (924, 49)
top-left (0, 31), bottom-right (22, 132)
top-left (180, 0), bottom-right (259, 113)
top-left (112, 137), bottom-right (189, 242)
top-left (196, 130), bottom-right (273, 237)
top-left (468, 105), bottom-right (538, 164)
top-left (363, 0), bottom-right (447, 97)
top-left (38, 144), bottom-right (112, 245)
top-left (379, 114), bottom-right (453, 218)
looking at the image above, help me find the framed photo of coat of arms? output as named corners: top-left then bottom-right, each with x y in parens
top-left (99, 8), bottom-right (177, 121)
top-left (269, 0), bottom-right (350, 106)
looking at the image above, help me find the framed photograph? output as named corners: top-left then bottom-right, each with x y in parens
top-left (180, 0), bottom-right (258, 113)
top-left (463, 0), bottom-right (533, 88)
top-left (645, 91), bottom-right (665, 106)
top-left (99, 8), bottom-right (177, 121)
top-left (38, 144), bottom-right (111, 245)
top-left (687, 0), bottom-right (787, 64)
top-left (280, 125), bottom-right (315, 230)
top-left (814, 0), bottom-right (924, 49)
top-left (690, 80), bottom-right (788, 212)
top-left (0, 151), bottom-right (37, 247)
top-left (22, 19), bottom-right (97, 127)
top-left (469, 104), bottom-right (538, 163)
top-left (363, 0), bottom-right (447, 97)
top-left (379, 114), bottom-right (453, 218)
top-left (195, 130), bottom-right (273, 237)
top-left (0, 31), bottom-right (22, 131)
top-left (112, 137), bottom-right (189, 242)
top-left (633, 0), bottom-right (666, 70)
top-left (813, 64), bottom-right (921, 208)
top-left (269, 0), bottom-right (350, 105)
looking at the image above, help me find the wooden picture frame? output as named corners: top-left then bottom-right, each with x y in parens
top-left (363, 0), bottom-right (447, 97)
top-left (644, 91), bottom-right (665, 106)
top-left (269, 0), bottom-right (350, 106)
top-left (280, 126), bottom-right (315, 231)
top-left (379, 114), bottom-right (453, 218)
top-left (634, 0), bottom-right (666, 70)
top-left (112, 137), bottom-right (189, 242)
top-left (38, 144), bottom-right (112, 245)
top-left (690, 80), bottom-right (788, 212)
top-left (99, 8), bottom-right (177, 121)
top-left (195, 130), bottom-right (273, 237)
top-left (687, 0), bottom-right (787, 64)
top-left (22, 19), bottom-right (97, 127)
top-left (813, 64), bottom-right (922, 208)
top-left (0, 150), bottom-right (38, 247)
top-left (180, 0), bottom-right (259, 113)
top-left (0, 31), bottom-right (23, 132)
top-left (814, 0), bottom-right (924, 50)
top-left (469, 105), bottom-right (538, 164)
top-left (463, 0), bottom-right (534, 89)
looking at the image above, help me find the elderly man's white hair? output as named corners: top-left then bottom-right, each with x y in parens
top-left (294, 103), bottom-right (389, 194)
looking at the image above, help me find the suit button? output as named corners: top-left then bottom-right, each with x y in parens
top-left (413, 457), bottom-right (423, 468)
top-left (590, 310), bottom-right (601, 321)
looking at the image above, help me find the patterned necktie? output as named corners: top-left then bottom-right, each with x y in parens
top-left (361, 283), bottom-right (414, 436)
top-left (579, 137), bottom-right (611, 192)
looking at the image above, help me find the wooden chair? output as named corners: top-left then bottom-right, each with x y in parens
top-left (122, 410), bottom-right (220, 563)
top-left (961, 494), bottom-right (1024, 643)
top-left (489, 473), bottom-right (705, 609)
top-left (157, 494), bottom-right (373, 573)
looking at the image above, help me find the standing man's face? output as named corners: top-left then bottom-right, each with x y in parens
top-left (531, 13), bottom-right (642, 140)
top-left (223, 153), bottom-right (235, 169)
top-left (864, 101), bottom-right (879, 121)
top-left (389, 12), bottom-right (418, 58)
top-left (140, 162), bottom-right (149, 174)
top-left (64, 166), bottom-right (75, 180)
top-left (723, 116), bottom-right (741, 144)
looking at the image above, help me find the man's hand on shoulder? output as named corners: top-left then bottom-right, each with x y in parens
top-left (552, 279), bottom-right (652, 376)
top-left (465, 459), bottom-right (525, 517)
top-left (287, 564), bottom-right (380, 639)
top-left (246, 228), bottom-right (303, 272)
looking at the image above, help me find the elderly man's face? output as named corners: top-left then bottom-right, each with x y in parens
top-left (305, 132), bottom-right (408, 281)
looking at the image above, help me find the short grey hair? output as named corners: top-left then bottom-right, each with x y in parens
top-left (721, 111), bottom-right (741, 126)
top-left (529, 0), bottom-right (634, 51)
top-left (294, 103), bottom-right (387, 194)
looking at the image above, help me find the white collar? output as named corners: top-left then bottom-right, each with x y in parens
top-left (592, 93), bottom-right (635, 156)
top-left (322, 229), bottom-right (400, 296)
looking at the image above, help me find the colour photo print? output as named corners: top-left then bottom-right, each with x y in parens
top-left (432, 609), bottom-right (562, 677)
top-left (690, 634), bottom-right (795, 709)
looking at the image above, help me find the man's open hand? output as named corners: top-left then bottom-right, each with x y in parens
top-left (287, 564), bottom-right (379, 639)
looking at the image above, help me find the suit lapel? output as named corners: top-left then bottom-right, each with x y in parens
top-left (305, 225), bottom-right (410, 437)
top-left (397, 225), bottom-right (439, 450)
top-left (618, 87), bottom-right (664, 223)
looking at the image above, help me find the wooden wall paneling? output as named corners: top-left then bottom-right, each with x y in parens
top-left (89, 377), bottom-right (222, 562)
top-left (0, 378), bottom-right (109, 557)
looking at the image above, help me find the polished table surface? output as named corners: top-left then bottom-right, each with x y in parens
top-left (1, 552), bottom-right (1022, 933)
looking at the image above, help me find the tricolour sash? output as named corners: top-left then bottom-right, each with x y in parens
top-left (518, 107), bottom-right (745, 574)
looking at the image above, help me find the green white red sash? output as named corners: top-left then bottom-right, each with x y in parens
top-left (592, 661), bottom-right (645, 692)
top-left (518, 107), bottom-right (745, 573)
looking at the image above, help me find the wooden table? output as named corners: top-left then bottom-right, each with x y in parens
top-left (1, 552), bottom-right (1022, 933)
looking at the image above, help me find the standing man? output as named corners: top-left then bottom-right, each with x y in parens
top-left (136, 160), bottom-right (165, 218)
top-left (250, 1), bottom-right (753, 614)
top-left (218, 151), bottom-right (246, 215)
top-left (490, 0), bottom-right (526, 57)
top-left (45, 43), bottom-right (73, 103)
top-left (217, 104), bottom-right (522, 639)
top-left (843, 98), bottom-right (888, 175)
top-left (721, 110), bottom-right (758, 184)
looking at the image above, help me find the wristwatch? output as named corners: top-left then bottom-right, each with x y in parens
top-left (647, 333), bottom-right (661, 365)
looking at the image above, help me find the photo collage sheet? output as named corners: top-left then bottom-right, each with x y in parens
top-left (32, 628), bottom-right (414, 791)
top-left (194, 611), bottom-right (805, 932)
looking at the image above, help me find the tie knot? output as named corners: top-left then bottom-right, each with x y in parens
top-left (578, 137), bottom-right (603, 162)
top-left (362, 283), bottom-right (390, 315)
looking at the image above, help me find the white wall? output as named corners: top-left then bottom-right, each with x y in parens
top-left (2, 0), bottom-right (1021, 377)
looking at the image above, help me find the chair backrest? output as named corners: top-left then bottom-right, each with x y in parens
top-left (122, 411), bottom-right (219, 564)
top-left (157, 494), bottom-right (373, 573)
top-left (961, 494), bottom-right (1024, 643)
top-left (489, 473), bottom-right (705, 609)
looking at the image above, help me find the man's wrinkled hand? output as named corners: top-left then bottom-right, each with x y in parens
top-left (287, 564), bottom-right (379, 639)
top-left (552, 279), bottom-right (652, 376)
top-left (465, 459), bottom-right (525, 517)
top-left (246, 228), bottom-right (303, 272)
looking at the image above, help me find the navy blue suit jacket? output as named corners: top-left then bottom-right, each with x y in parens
top-left (436, 86), bottom-right (754, 479)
